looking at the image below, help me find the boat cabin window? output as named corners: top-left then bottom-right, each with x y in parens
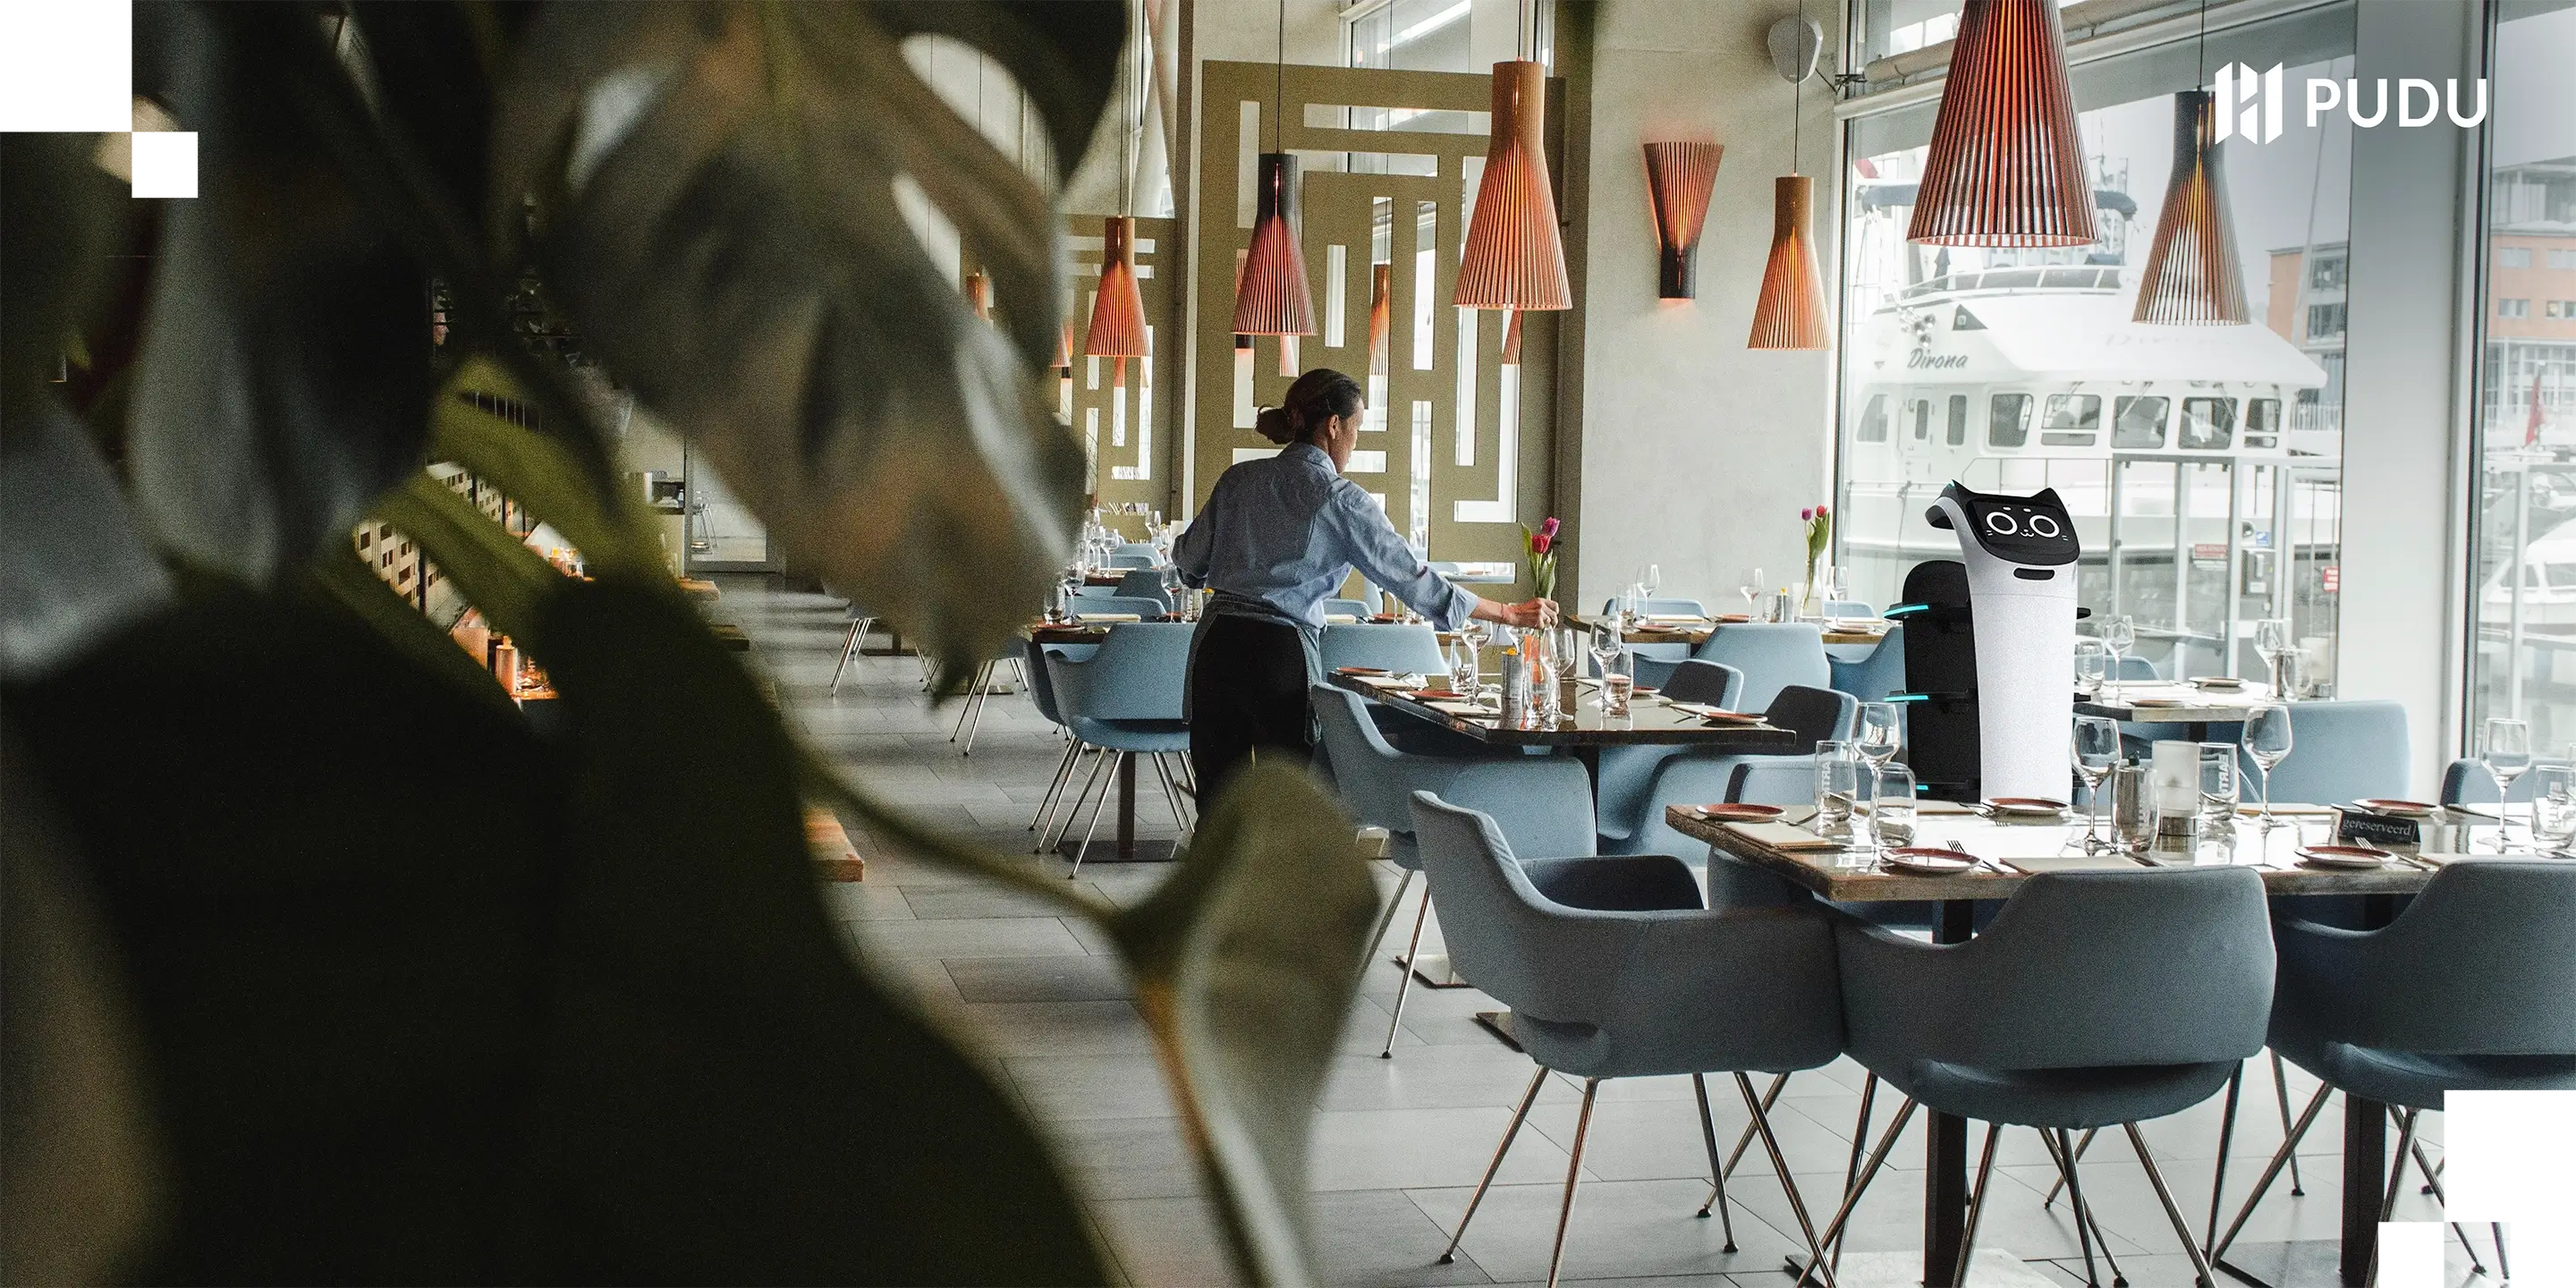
top-left (1988, 394), bottom-right (2032, 448)
top-left (1858, 394), bottom-right (1890, 443)
top-left (2546, 564), bottom-right (2576, 591)
top-left (1911, 399), bottom-right (1931, 441)
top-left (1945, 395), bottom-right (1968, 445)
top-left (2040, 394), bottom-right (2100, 446)
top-left (2113, 396), bottom-right (2168, 448)
top-left (2245, 397), bottom-right (2282, 447)
top-left (2180, 397), bottom-right (2235, 450)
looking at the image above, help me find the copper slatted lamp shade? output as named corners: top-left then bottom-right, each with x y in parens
top-left (1085, 216), bottom-right (1151, 387)
top-left (964, 268), bottom-right (994, 322)
top-left (1908, 0), bottom-right (2097, 248)
top-left (2133, 91), bottom-right (2249, 326)
top-left (1233, 153), bottom-right (1318, 337)
top-left (1367, 263), bottom-right (1392, 377)
top-left (1749, 175), bottom-right (1830, 350)
top-left (1643, 141), bottom-right (1722, 300)
top-left (1455, 61), bottom-right (1572, 312)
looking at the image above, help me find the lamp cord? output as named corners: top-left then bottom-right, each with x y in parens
top-left (1792, 0), bottom-right (1804, 175)
top-left (1274, 0), bottom-right (1284, 153)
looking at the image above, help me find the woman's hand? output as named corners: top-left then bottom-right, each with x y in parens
top-left (1473, 597), bottom-right (1558, 630)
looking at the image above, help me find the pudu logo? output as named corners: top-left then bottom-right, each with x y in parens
top-left (2214, 62), bottom-right (2488, 143)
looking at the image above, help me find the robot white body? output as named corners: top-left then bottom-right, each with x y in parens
top-left (1925, 483), bottom-right (2080, 802)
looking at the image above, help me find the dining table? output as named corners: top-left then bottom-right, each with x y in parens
top-left (1570, 613), bottom-right (1895, 659)
top-left (1668, 801), bottom-right (2506, 1288)
top-left (2076, 679), bottom-right (2279, 741)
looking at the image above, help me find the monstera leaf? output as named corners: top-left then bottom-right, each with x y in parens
top-left (490, 1), bottom-right (1113, 683)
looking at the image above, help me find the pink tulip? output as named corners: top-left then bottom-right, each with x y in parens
top-left (1801, 507), bottom-right (1814, 521)
top-left (1538, 516), bottom-right (1559, 540)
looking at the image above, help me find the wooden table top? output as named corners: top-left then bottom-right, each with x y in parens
top-left (2075, 680), bottom-right (2278, 723)
top-left (1330, 673), bottom-right (1801, 750)
top-left (1668, 803), bottom-right (2486, 901)
top-left (1569, 614), bottom-right (1890, 648)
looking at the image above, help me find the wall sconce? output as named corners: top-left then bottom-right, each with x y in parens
top-left (1642, 141), bottom-right (1722, 299)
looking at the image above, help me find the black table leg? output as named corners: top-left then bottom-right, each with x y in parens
top-left (2339, 894), bottom-right (2401, 1284)
top-left (1924, 898), bottom-right (1976, 1286)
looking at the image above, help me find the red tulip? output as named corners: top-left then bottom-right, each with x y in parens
top-left (1533, 533), bottom-right (1552, 554)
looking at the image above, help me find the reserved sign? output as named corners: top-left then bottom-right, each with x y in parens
top-left (2334, 809), bottom-right (2422, 850)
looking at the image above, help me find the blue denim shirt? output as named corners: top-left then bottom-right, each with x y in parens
top-left (1174, 443), bottom-right (1478, 631)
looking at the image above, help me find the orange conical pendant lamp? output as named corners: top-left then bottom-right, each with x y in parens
top-left (964, 267), bottom-right (994, 321)
top-left (1367, 263), bottom-right (1393, 376)
top-left (1233, 153), bottom-right (1317, 338)
top-left (1454, 60), bottom-right (1571, 312)
top-left (1643, 141), bottom-right (1722, 300)
top-left (1908, 0), bottom-right (2097, 248)
top-left (1085, 216), bottom-right (1151, 386)
top-left (2133, 90), bottom-right (2249, 325)
top-left (1749, 175), bottom-right (1830, 350)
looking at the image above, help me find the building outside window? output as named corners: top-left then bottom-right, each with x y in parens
top-left (2468, 0), bottom-right (2576, 748)
top-left (1837, 3), bottom-right (2352, 683)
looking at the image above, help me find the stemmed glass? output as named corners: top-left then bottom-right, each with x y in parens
top-left (1738, 567), bottom-right (1765, 617)
top-left (2255, 619), bottom-right (2294, 695)
top-left (2482, 717), bottom-right (2535, 845)
top-left (1550, 624), bottom-right (1581, 712)
top-left (1856, 702), bottom-right (1902, 800)
top-left (1640, 564), bottom-right (1663, 602)
top-left (1822, 567), bottom-right (1851, 623)
top-left (1447, 633), bottom-right (1483, 703)
top-left (2103, 615), bottom-right (2136, 699)
top-left (2073, 639), bottom-right (2109, 699)
top-left (2241, 704), bottom-right (2293, 828)
top-left (2529, 766), bottom-right (2576, 856)
top-left (2072, 716), bottom-right (2121, 852)
top-left (1158, 564), bottom-right (1186, 616)
top-left (1588, 623), bottom-right (1624, 701)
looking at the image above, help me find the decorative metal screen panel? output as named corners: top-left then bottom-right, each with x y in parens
top-left (1191, 63), bottom-right (1558, 589)
top-left (1061, 214), bottom-right (1180, 518)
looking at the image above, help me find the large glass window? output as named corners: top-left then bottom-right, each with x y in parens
top-left (2465, 1), bottom-right (2576, 749)
top-left (1835, 4), bottom-right (2354, 684)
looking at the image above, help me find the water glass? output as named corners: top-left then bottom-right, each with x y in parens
top-left (1873, 765), bottom-right (1918, 852)
top-left (2073, 639), bottom-right (2108, 699)
top-left (2198, 742), bottom-right (2239, 835)
top-left (1814, 741), bottom-right (1860, 837)
top-left (2072, 716), bottom-right (2121, 852)
top-left (2111, 765), bottom-right (2156, 853)
top-left (2241, 704), bottom-right (2293, 826)
top-left (2529, 765), bottom-right (2576, 853)
top-left (1601, 654), bottom-right (1634, 716)
top-left (1767, 589), bottom-right (1794, 624)
top-left (1822, 567), bottom-right (1851, 623)
top-left (2255, 617), bottom-right (2293, 693)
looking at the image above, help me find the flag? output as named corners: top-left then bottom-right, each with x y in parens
top-left (2530, 369), bottom-right (2548, 448)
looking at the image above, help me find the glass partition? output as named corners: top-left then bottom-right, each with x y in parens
top-left (1835, 3), bottom-right (2354, 687)
top-left (2465, 1), bottom-right (2576, 750)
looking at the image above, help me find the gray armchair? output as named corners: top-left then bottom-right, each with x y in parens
top-left (1410, 792), bottom-right (1845, 1288)
top-left (1809, 869), bottom-right (2273, 1288)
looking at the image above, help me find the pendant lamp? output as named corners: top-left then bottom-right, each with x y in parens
top-left (1367, 264), bottom-right (1392, 376)
top-left (1908, 0), bottom-right (2096, 248)
top-left (1454, 60), bottom-right (1571, 311)
top-left (1749, 175), bottom-right (1830, 349)
top-left (1234, 153), bottom-right (1317, 339)
top-left (964, 268), bottom-right (994, 321)
top-left (2133, 101), bottom-right (2249, 325)
top-left (1085, 216), bottom-right (1150, 386)
top-left (1643, 141), bottom-right (1722, 300)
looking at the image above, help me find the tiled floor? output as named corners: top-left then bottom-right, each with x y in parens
top-left (719, 581), bottom-right (2491, 1287)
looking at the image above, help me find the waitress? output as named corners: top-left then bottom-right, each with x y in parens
top-left (1172, 368), bottom-right (1555, 800)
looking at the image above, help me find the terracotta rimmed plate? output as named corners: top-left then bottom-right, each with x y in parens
top-left (2353, 799), bottom-right (2438, 818)
top-left (1699, 710), bottom-right (1765, 725)
top-left (1879, 849), bottom-right (1977, 876)
top-left (1690, 803), bottom-right (1783, 822)
top-left (1336, 665), bottom-right (1389, 675)
top-left (2190, 676), bottom-right (2248, 690)
top-left (1984, 797), bottom-right (2069, 818)
top-left (1411, 689), bottom-right (1468, 701)
top-left (2298, 844), bottom-right (2393, 869)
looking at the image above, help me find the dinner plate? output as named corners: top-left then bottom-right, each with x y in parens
top-left (2129, 697), bottom-right (2194, 708)
top-left (1983, 797), bottom-right (2069, 818)
top-left (2298, 844), bottom-right (2393, 869)
top-left (1879, 849), bottom-right (1977, 876)
top-left (1336, 665), bottom-right (1389, 675)
top-left (1699, 710), bottom-right (1765, 725)
top-left (1411, 689), bottom-right (1466, 700)
top-left (1690, 803), bottom-right (1782, 822)
top-left (2352, 798), bottom-right (2439, 818)
top-left (2190, 676), bottom-right (2247, 690)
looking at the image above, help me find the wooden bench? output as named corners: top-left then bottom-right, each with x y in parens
top-left (805, 805), bottom-right (865, 882)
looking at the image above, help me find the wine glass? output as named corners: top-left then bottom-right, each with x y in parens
top-left (2482, 717), bottom-right (2535, 845)
top-left (1873, 764), bottom-right (1918, 857)
top-left (1447, 633), bottom-right (1483, 702)
top-left (1640, 564), bottom-right (1663, 600)
top-left (2072, 716), bottom-right (2121, 852)
top-left (2103, 615), bottom-right (2136, 699)
top-left (2529, 766), bottom-right (2576, 855)
top-left (1822, 567), bottom-right (1852, 623)
top-left (1158, 564), bottom-right (1186, 615)
top-left (1588, 624), bottom-right (1624, 699)
top-left (1738, 567), bottom-right (1765, 617)
top-left (2241, 704), bottom-right (2293, 828)
top-left (2073, 639), bottom-right (2109, 699)
top-left (2255, 618), bottom-right (2294, 694)
top-left (1856, 701), bottom-right (1902, 799)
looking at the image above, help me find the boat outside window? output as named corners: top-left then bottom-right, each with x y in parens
top-left (1987, 393), bottom-right (2031, 448)
top-left (1912, 398), bottom-right (1931, 441)
top-left (2041, 394), bottom-right (2101, 446)
top-left (1946, 394), bottom-right (1968, 445)
top-left (2179, 398), bottom-right (2235, 450)
top-left (2113, 395), bottom-right (2168, 449)
top-left (1857, 394), bottom-right (1890, 443)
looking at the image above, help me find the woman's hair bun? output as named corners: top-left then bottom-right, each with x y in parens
top-left (1253, 404), bottom-right (1297, 445)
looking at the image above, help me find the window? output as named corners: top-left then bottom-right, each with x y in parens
top-left (2113, 396), bottom-right (2169, 448)
top-left (2246, 398), bottom-right (2283, 445)
top-left (2308, 301), bottom-right (2347, 338)
top-left (1857, 394), bottom-right (1890, 443)
top-left (2039, 394), bottom-right (2100, 445)
top-left (1945, 394), bottom-right (1968, 445)
top-left (2310, 256), bottom-right (2346, 291)
top-left (2180, 398), bottom-right (2235, 451)
top-left (2501, 298), bottom-right (2532, 318)
top-left (2500, 247), bottom-right (2534, 269)
top-left (1987, 394), bottom-right (2032, 448)
top-left (1911, 398), bottom-right (1931, 441)
top-left (2551, 250), bottom-right (2576, 270)
top-left (2551, 301), bottom-right (2567, 319)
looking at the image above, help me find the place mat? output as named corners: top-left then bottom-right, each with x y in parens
top-left (1726, 821), bottom-right (1845, 852)
top-left (1426, 700), bottom-right (1495, 717)
top-left (2007, 852), bottom-right (2152, 873)
top-left (1918, 801), bottom-right (1981, 815)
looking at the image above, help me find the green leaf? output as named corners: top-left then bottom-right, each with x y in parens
top-left (0, 131), bottom-right (125, 428)
top-left (870, 1), bottom-right (1124, 190)
top-left (303, 542), bottom-right (518, 721)
top-left (428, 358), bottom-right (665, 580)
top-left (520, 576), bottom-right (1106, 1284)
top-left (1112, 764), bottom-right (1379, 1285)
top-left (0, 398), bottom-right (173, 682)
top-left (0, 736), bottom-right (164, 1287)
top-left (373, 474), bottom-right (565, 654)
top-left (123, 4), bottom-right (435, 585)
top-left (489, 1), bottom-right (1089, 682)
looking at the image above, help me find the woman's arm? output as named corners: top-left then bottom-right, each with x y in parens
top-left (1325, 485), bottom-right (1556, 630)
top-left (1470, 597), bottom-right (1557, 630)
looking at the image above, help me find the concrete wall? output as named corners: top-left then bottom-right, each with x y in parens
top-left (1557, 1), bottom-right (1845, 614)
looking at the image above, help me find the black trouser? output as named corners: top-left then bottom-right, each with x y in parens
top-left (1188, 614), bottom-right (1312, 806)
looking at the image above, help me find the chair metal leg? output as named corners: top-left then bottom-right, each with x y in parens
top-left (1952, 1122), bottom-right (2004, 1288)
top-left (1043, 747), bottom-right (1110, 852)
top-left (829, 620), bottom-right (864, 695)
top-left (2206, 1063), bottom-right (2245, 1252)
top-left (959, 670), bottom-right (995, 756)
top-left (1544, 1078), bottom-right (1602, 1288)
top-left (1152, 753), bottom-right (1191, 834)
top-left (2272, 1051), bottom-right (2309, 1196)
top-left (1360, 868), bottom-right (1416, 966)
top-left (1441, 1066), bottom-right (1548, 1265)
top-left (2212, 1080), bottom-right (2334, 1261)
top-left (2397, 1123), bottom-right (2489, 1277)
top-left (1737, 1072), bottom-right (1836, 1288)
top-left (1069, 751), bottom-right (1124, 877)
top-left (2125, 1123), bottom-right (2221, 1287)
top-left (1792, 1097), bottom-right (1919, 1288)
top-left (1690, 1074), bottom-right (1738, 1250)
top-left (949, 662), bottom-right (987, 741)
top-left (1843, 1072), bottom-right (1878, 1199)
top-left (1721, 1072), bottom-right (1790, 1182)
top-left (2050, 1128), bottom-right (2110, 1288)
top-left (2492, 1224), bottom-right (2509, 1282)
top-left (2043, 1126), bottom-right (2100, 1208)
top-left (1379, 890), bottom-right (1433, 1058)
top-left (2364, 1109), bottom-right (2424, 1286)
top-left (1030, 741), bottom-right (1082, 835)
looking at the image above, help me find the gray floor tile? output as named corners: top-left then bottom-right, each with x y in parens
top-left (1403, 1177), bottom-right (1802, 1284)
top-left (1309, 1106), bottom-right (1579, 1191)
top-left (816, 878), bottom-right (916, 921)
top-left (946, 953), bottom-right (1137, 1003)
top-left (1089, 1193), bottom-right (1241, 1288)
top-left (957, 1000), bottom-right (1157, 1057)
top-left (1009, 1054), bottom-right (1184, 1122)
top-left (850, 916), bottom-right (1089, 958)
top-left (1044, 1114), bottom-right (1203, 1200)
top-left (1310, 1188), bottom-right (1498, 1286)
